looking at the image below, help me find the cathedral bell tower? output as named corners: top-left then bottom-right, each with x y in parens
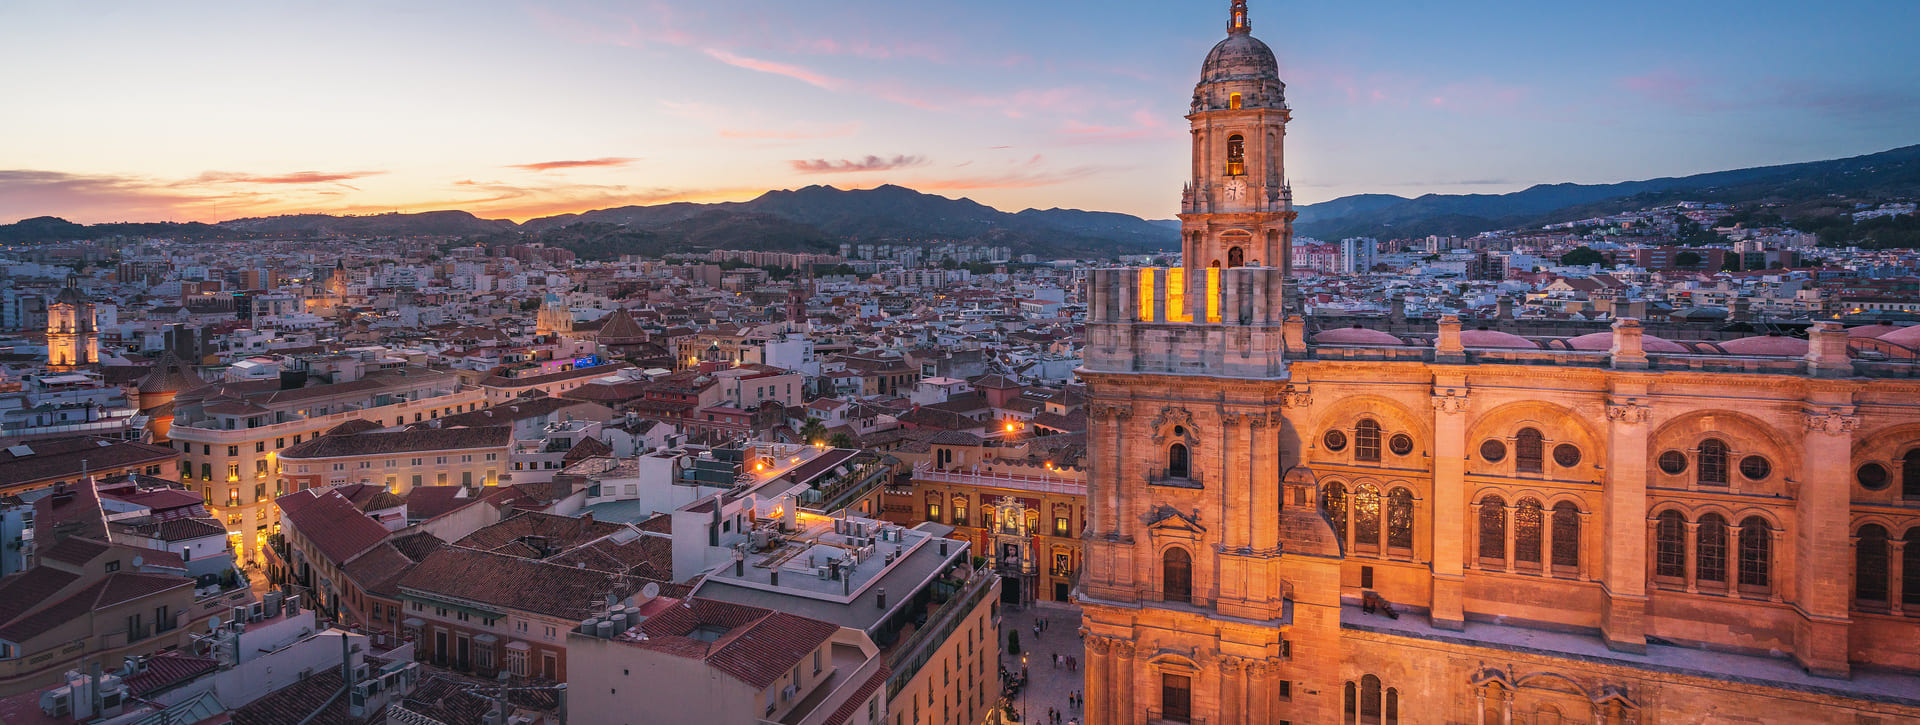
top-left (1180, 0), bottom-right (1295, 273)
top-left (1080, 4), bottom-right (1339, 723)
top-left (46, 275), bottom-right (98, 372)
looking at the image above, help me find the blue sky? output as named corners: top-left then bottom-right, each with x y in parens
top-left (1, 0), bottom-right (1915, 223)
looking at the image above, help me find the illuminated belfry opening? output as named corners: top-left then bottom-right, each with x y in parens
top-left (1226, 134), bottom-right (1246, 176)
top-left (1230, 0), bottom-right (1250, 33)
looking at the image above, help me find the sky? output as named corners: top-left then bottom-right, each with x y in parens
top-left (2, 0), bottom-right (1917, 225)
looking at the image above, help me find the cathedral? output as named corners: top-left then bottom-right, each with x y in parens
top-left (1076, 2), bottom-right (1920, 723)
top-left (45, 276), bottom-right (98, 371)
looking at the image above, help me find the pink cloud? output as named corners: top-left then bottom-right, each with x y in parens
top-left (704, 48), bottom-right (847, 91)
top-left (189, 170), bottom-right (386, 185)
top-left (506, 157), bottom-right (640, 172)
top-left (790, 155), bottom-right (930, 174)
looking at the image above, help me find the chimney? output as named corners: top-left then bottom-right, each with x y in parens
top-left (770, 570), bottom-right (779, 587)
top-left (1610, 317), bottom-right (1648, 370)
top-left (1434, 315), bottom-right (1464, 363)
top-left (1496, 296), bottom-right (1514, 321)
top-left (1282, 315), bottom-right (1307, 353)
top-left (1806, 321), bottom-right (1851, 378)
top-left (1730, 295), bottom-right (1752, 323)
top-left (1389, 296), bottom-right (1406, 324)
top-left (939, 540), bottom-right (948, 557)
top-left (876, 588), bottom-right (887, 609)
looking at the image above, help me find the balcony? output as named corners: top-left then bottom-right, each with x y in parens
top-left (1148, 469), bottom-right (1204, 490)
top-left (912, 462), bottom-right (1086, 496)
top-left (1147, 708), bottom-right (1203, 725)
top-left (884, 566), bottom-right (997, 701)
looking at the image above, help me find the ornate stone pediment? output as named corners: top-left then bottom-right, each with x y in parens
top-left (1146, 505), bottom-right (1206, 534)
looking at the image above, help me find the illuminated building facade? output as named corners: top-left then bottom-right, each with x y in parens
top-left (1076, 3), bottom-right (1920, 723)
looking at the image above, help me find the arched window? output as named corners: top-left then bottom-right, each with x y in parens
top-left (1354, 485), bottom-right (1381, 553)
top-left (1229, 93), bottom-right (1243, 110)
top-left (1385, 688), bottom-right (1399, 725)
top-left (1551, 502), bottom-right (1580, 571)
top-left (1387, 488), bottom-right (1415, 550)
top-left (1907, 528), bottom-right (1920, 607)
top-left (1697, 514), bottom-right (1728, 584)
top-left (1226, 134), bottom-right (1246, 176)
top-left (1167, 443), bottom-right (1190, 479)
top-left (1698, 438), bottom-right (1728, 486)
top-left (1655, 510), bottom-right (1687, 579)
top-left (1344, 682), bottom-right (1357, 721)
top-left (1905, 450), bottom-right (1920, 499)
top-left (1162, 547), bottom-right (1193, 604)
top-left (1739, 517), bottom-right (1770, 591)
top-left (1355, 419), bottom-right (1382, 463)
top-left (1322, 483), bottom-right (1348, 540)
top-left (1857, 524), bottom-right (1889, 604)
top-left (1514, 498), bottom-right (1544, 568)
top-left (1228, 246), bottom-right (1245, 268)
top-left (1360, 674), bottom-right (1383, 724)
top-left (1515, 428), bottom-right (1544, 474)
top-left (1478, 495), bottom-right (1506, 563)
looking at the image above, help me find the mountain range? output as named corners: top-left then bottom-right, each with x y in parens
top-left (4, 144), bottom-right (1916, 254)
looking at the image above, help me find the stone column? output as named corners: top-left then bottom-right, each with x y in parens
top-left (1251, 413), bottom-right (1280, 554)
top-left (1246, 661), bottom-right (1269, 725)
top-left (1475, 689), bottom-right (1487, 725)
top-left (1114, 641), bottom-right (1136, 725)
top-left (1430, 382), bottom-right (1470, 629)
top-left (1601, 393), bottom-right (1651, 653)
top-left (1769, 528), bottom-right (1785, 603)
top-left (1542, 509), bottom-right (1557, 578)
top-left (1218, 657), bottom-right (1243, 725)
top-left (1795, 402), bottom-right (1855, 678)
top-left (1579, 511), bottom-right (1594, 580)
top-left (1503, 503), bottom-right (1518, 573)
top-left (1891, 540), bottom-right (1907, 617)
top-left (1086, 636), bottom-right (1111, 725)
top-left (1228, 411), bottom-right (1252, 550)
top-left (1683, 521), bottom-right (1700, 594)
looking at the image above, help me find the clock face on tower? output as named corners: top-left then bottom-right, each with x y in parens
top-left (1225, 178), bottom-right (1247, 202)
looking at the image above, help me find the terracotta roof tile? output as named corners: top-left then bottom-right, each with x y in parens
top-left (277, 488), bottom-right (393, 565)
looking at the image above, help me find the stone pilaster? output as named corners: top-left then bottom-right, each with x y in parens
top-left (1085, 635), bottom-right (1111, 725)
top-left (1430, 379), bottom-right (1470, 629)
top-left (1795, 400), bottom-right (1856, 678)
top-left (1115, 641), bottom-right (1137, 725)
top-left (1602, 390), bottom-right (1651, 652)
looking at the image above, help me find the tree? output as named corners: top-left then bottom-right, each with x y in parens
top-left (828, 432), bottom-right (857, 449)
top-left (799, 418), bottom-right (827, 445)
top-left (1559, 246), bottom-right (1604, 266)
top-left (519, 298), bottom-right (541, 311)
top-left (1675, 251), bottom-right (1703, 268)
top-left (1008, 631), bottom-right (1022, 656)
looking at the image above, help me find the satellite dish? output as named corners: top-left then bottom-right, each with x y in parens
top-left (641, 582), bottom-right (660, 600)
top-left (208, 614), bottom-right (222, 633)
top-left (132, 555), bottom-right (144, 568)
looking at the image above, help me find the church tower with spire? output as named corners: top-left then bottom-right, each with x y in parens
top-left (1181, 0), bottom-right (1295, 273)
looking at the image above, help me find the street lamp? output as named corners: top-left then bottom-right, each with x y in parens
top-left (1020, 653), bottom-right (1029, 724)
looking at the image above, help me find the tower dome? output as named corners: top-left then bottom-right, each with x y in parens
top-left (1201, 1), bottom-right (1279, 84)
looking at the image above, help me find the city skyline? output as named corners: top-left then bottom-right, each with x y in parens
top-left (3, 0), bottom-right (1916, 225)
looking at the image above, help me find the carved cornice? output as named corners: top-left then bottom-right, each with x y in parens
top-left (1086, 635), bottom-right (1112, 655)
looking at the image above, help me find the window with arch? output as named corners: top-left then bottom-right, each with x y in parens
top-left (1354, 485), bottom-right (1381, 553)
top-left (1228, 246), bottom-right (1245, 268)
top-left (1355, 419), bottom-right (1382, 462)
top-left (1514, 498), bottom-right (1544, 568)
top-left (1857, 524), bottom-right (1889, 604)
top-left (1698, 438), bottom-right (1729, 486)
top-left (1551, 502), bottom-right (1581, 571)
top-left (1162, 547), bottom-right (1193, 604)
top-left (1226, 134), bottom-right (1246, 176)
top-left (1515, 428), bottom-right (1544, 474)
top-left (1738, 517), bottom-right (1771, 591)
top-left (1343, 675), bottom-right (1399, 725)
top-left (1907, 527), bottom-right (1920, 607)
top-left (1697, 514), bottom-right (1729, 584)
top-left (1905, 450), bottom-right (1920, 499)
top-left (1655, 510), bottom-right (1687, 579)
top-left (1322, 483), bottom-right (1348, 539)
top-left (1478, 495), bottom-right (1506, 564)
top-left (1387, 488), bottom-right (1415, 551)
top-left (951, 496), bottom-right (968, 527)
top-left (1167, 443), bottom-right (1190, 480)
top-left (1228, 92), bottom-right (1243, 110)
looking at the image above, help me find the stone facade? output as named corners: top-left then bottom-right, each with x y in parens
top-left (1077, 3), bottom-right (1920, 724)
